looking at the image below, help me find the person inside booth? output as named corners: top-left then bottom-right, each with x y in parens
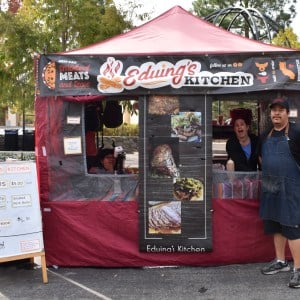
top-left (85, 100), bottom-right (138, 175)
top-left (225, 108), bottom-right (260, 171)
top-left (89, 148), bottom-right (115, 174)
top-left (89, 147), bottom-right (126, 174)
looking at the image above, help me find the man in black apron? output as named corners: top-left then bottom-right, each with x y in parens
top-left (259, 98), bottom-right (300, 288)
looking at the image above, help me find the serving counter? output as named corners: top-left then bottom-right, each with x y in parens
top-left (213, 170), bottom-right (261, 200)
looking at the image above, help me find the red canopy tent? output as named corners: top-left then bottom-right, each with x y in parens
top-left (66, 5), bottom-right (294, 56)
top-left (35, 6), bottom-right (298, 267)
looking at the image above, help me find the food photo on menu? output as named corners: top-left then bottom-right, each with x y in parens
top-left (171, 112), bottom-right (202, 142)
top-left (148, 95), bottom-right (180, 115)
top-left (149, 141), bottom-right (180, 178)
top-left (173, 177), bottom-right (204, 201)
top-left (148, 201), bottom-right (181, 235)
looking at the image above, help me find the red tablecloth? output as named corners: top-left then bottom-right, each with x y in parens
top-left (41, 199), bottom-right (287, 267)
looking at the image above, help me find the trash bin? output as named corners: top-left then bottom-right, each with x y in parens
top-left (4, 129), bottom-right (18, 151)
top-left (23, 130), bottom-right (35, 151)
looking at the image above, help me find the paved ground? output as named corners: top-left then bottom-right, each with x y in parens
top-left (1, 260), bottom-right (300, 300)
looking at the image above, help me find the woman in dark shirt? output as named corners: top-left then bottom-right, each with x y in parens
top-left (226, 108), bottom-right (260, 171)
top-left (89, 148), bottom-right (116, 174)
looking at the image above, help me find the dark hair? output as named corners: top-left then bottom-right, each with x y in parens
top-left (230, 108), bottom-right (252, 126)
top-left (98, 148), bottom-right (114, 161)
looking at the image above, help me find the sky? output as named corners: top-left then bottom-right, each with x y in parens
top-left (114, 0), bottom-right (300, 38)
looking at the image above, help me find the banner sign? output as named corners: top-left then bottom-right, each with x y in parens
top-left (36, 53), bottom-right (300, 97)
top-left (0, 162), bottom-right (44, 258)
top-left (138, 95), bottom-right (212, 252)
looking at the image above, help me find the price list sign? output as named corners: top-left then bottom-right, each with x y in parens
top-left (0, 162), bottom-right (44, 258)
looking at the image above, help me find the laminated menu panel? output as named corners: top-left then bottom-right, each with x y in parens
top-left (138, 95), bottom-right (213, 253)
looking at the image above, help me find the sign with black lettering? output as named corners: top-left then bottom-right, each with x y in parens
top-left (37, 53), bottom-right (300, 97)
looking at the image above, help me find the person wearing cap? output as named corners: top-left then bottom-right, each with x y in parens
top-left (89, 148), bottom-right (116, 174)
top-left (225, 108), bottom-right (260, 171)
top-left (259, 98), bottom-right (300, 288)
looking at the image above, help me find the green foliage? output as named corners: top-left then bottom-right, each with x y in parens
top-left (0, 0), bottom-right (135, 115)
top-left (272, 27), bottom-right (300, 49)
top-left (19, 0), bottom-right (132, 53)
top-left (121, 100), bottom-right (139, 116)
top-left (0, 151), bottom-right (36, 161)
top-left (114, 0), bottom-right (150, 24)
top-left (193, 0), bottom-right (296, 25)
top-left (212, 99), bottom-right (259, 133)
top-left (0, 9), bottom-right (38, 112)
top-left (192, 0), bottom-right (297, 42)
top-left (103, 123), bottom-right (139, 136)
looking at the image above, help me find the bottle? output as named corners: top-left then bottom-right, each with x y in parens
top-left (226, 158), bottom-right (235, 171)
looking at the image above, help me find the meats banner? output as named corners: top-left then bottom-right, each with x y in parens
top-left (36, 53), bottom-right (300, 97)
top-left (138, 95), bottom-right (212, 252)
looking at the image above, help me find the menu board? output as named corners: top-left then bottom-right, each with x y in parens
top-left (0, 162), bottom-right (44, 258)
top-left (139, 95), bottom-right (212, 252)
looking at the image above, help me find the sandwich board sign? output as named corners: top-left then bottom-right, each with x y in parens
top-left (0, 161), bottom-right (44, 259)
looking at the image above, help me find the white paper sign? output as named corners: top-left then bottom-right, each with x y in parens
top-left (0, 162), bottom-right (44, 258)
top-left (63, 136), bottom-right (82, 155)
top-left (67, 115), bottom-right (81, 124)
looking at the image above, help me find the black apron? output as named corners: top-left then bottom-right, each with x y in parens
top-left (259, 126), bottom-right (300, 226)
